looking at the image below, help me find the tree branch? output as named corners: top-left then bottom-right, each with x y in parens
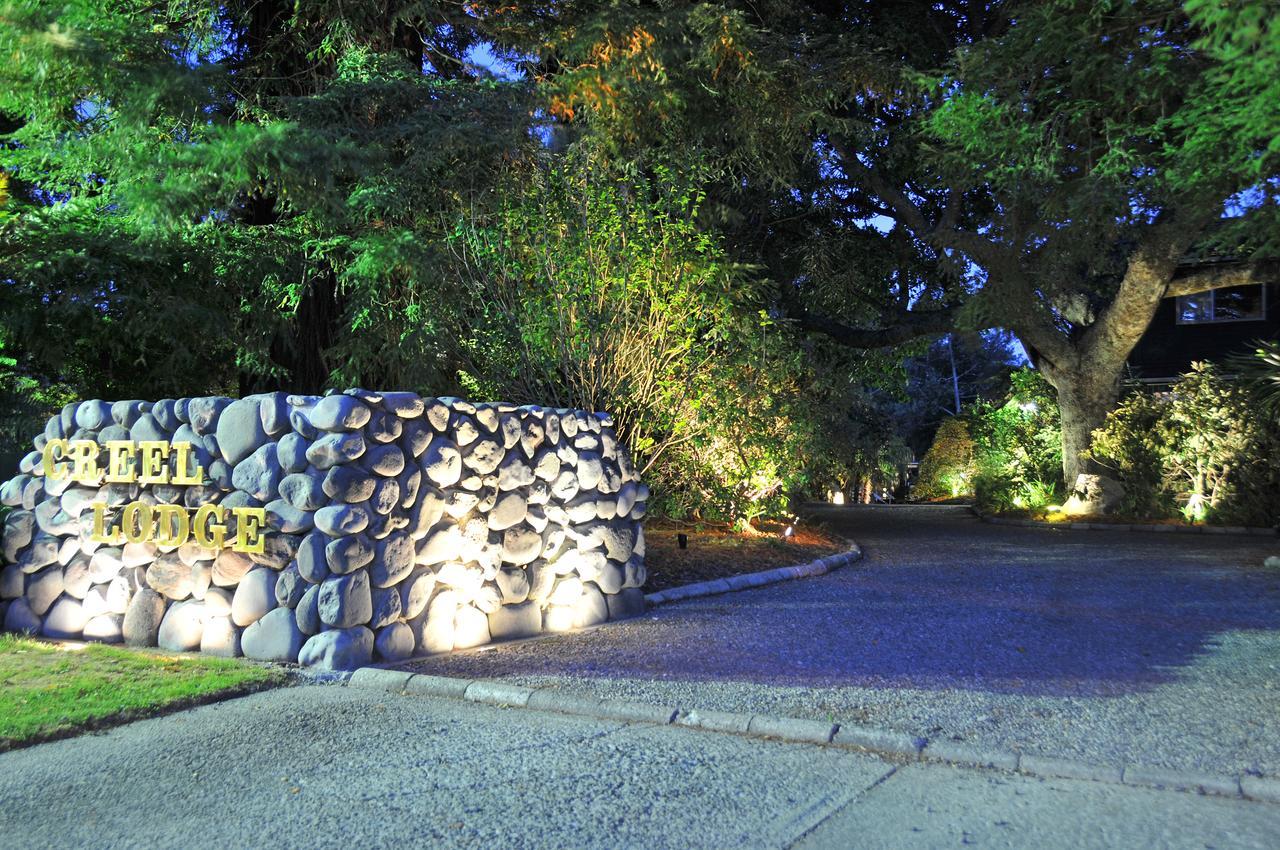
top-left (1164, 260), bottom-right (1278, 299)
top-left (829, 141), bottom-right (1014, 272)
top-left (785, 297), bottom-right (959, 348)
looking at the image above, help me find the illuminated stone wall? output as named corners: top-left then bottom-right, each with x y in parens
top-left (0, 392), bottom-right (648, 669)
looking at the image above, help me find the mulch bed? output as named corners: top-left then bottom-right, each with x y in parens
top-left (643, 518), bottom-right (847, 592)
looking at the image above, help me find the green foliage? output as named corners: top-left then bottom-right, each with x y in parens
top-left (451, 145), bottom-right (906, 521)
top-left (0, 331), bottom-right (77, 475)
top-left (913, 418), bottom-right (975, 500)
top-left (0, 1), bottom-right (530, 398)
top-left (1084, 392), bottom-right (1172, 519)
top-left (968, 369), bottom-right (1064, 513)
top-left (1087, 362), bottom-right (1280, 526)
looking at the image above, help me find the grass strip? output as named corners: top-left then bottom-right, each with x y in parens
top-left (0, 635), bottom-right (286, 749)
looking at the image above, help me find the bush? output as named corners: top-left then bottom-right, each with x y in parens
top-left (913, 418), bottom-right (976, 500)
top-left (1083, 392), bottom-right (1172, 519)
top-left (1087, 362), bottom-right (1280, 526)
top-left (968, 368), bottom-right (1064, 512)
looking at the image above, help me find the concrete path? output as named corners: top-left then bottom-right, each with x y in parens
top-left (0, 684), bottom-right (1276, 849)
top-left (404, 505), bottom-right (1280, 777)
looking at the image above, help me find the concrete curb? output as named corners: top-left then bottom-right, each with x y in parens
top-left (970, 506), bottom-right (1276, 538)
top-left (644, 543), bottom-right (864, 607)
top-left (345, 669), bottom-right (1280, 805)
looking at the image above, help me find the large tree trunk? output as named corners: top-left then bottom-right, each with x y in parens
top-left (1041, 361), bottom-right (1122, 485)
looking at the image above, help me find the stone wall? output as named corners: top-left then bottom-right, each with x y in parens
top-left (0, 391), bottom-right (648, 669)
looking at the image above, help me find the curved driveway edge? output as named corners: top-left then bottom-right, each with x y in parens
top-left (644, 543), bottom-right (864, 607)
top-left (345, 667), bottom-right (1280, 805)
top-left (970, 506), bottom-right (1276, 537)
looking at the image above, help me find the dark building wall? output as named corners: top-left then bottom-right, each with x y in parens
top-left (1126, 281), bottom-right (1280, 382)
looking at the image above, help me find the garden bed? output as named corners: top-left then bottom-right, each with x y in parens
top-left (0, 635), bottom-right (286, 750)
top-left (643, 519), bottom-right (847, 592)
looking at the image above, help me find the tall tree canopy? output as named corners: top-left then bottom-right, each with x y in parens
top-left (1, 0), bottom-right (528, 396)
top-left (491, 0), bottom-right (1280, 483)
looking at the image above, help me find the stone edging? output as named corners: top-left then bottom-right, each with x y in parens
top-left (643, 543), bottom-right (864, 607)
top-left (344, 667), bottom-right (1280, 805)
top-left (970, 507), bottom-right (1277, 538)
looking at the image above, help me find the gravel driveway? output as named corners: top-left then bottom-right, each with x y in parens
top-left (405, 505), bottom-right (1280, 777)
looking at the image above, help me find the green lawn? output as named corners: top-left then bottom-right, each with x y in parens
top-left (0, 635), bottom-right (286, 749)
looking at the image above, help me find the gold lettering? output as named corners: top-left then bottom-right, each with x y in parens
top-left (121, 502), bottom-right (153, 544)
top-left (152, 504), bottom-right (190, 547)
top-left (136, 441), bottom-right (171, 485)
top-left (104, 441), bottom-right (138, 484)
top-left (90, 502), bottom-right (124, 545)
top-left (232, 507), bottom-right (266, 554)
top-left (170, 442), bottom-right (205, 486)
top-left (42, 439), bottom-right (69, 481)
top-left (192, 504), bottom-right (226, 549)
top-left (67, 439), bottom-right (101, 484)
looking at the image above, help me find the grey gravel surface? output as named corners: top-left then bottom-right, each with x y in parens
top-left (2, 684), bottom-right (1277, 849)
top-left (405, 505), bottom-right (1280, 777)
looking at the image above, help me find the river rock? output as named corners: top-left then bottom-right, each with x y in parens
top-left (422, 438), bottom-right (462, 487)
top-left (315, 503), bottom-right (370, 537)
top-left (606, 587), bottom-right (646, 620)
top-left (123, 588), bottom-right (166, 646)
top-left (83, 614), bottom-right (123, 643)
top-left (309, 394), bottom-right (371, 431)
top-left (501, 525), bottom-right (542, 566)
top-left (265, 499), bottom-right (314, 534)
top-left (201, 616), bottom-right (241, 657)
top-left (157, 600), bottom-right (204, 650)
top-left (231, 567), bottom-right (277, 626)
top-left (232, 443), bottom-right (282, 501)
top-left (297, 625), bottom-right (373, 670)
top-left (62, 556), bottom-right (92, 598)
top-left (398, 567), bottom-right (435, 619)
top-left (325, 533), bottom-right (374, 575)
top-left (275, 564), bottom-right (307, 608)
top-left (369, 532), bottom-right (413, 588)
top-left (4, 597), bottom-right (41, 634)
top-left (277, 433), bottom-right (310, 473)
top-left (318, 570), bottom-right (372, 629)
top-left (322, 465), bottom-right (376, 503)
top-left (453, 604), bottom-right (490, 649)
top-left (212, 550), bottom-right (253, 587)
top-left (280, 471), bottom-right (327, 510)
top-left (203, 587), bottom-right (233, 617)
top-left (26, 565), bottom-right (64, 616)
top-left (3, 509), bottom-right (34, 561)
top-left (146, 554), bottom-right (193, 600)
top-left (215, 398), bottom-right (267, 465)
top-left (306, 432), bottom-right (366, 469)
top-left (487, 600), bottom-right (541, 641)
top-left (241, 606), bottom-right (304, 662)
top-left (295, 584), bottom-right (321, 635)
top-left (369, 586), bottom-right (401, 629)
top-left (375, 622), bottom-right (414, 662)
top-left (295, 532), bottom-right (330, 583)
top-left (369, 477), bottom-right (400, 515)
top-left (363, 444), bottom-right (405, 477)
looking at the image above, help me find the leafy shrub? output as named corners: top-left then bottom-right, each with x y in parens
top-left (1088, 362), bottom-right (1280, 526)
top-left (968, 368), bottom-right (1064, 512)
top-left (1083, 391), bottom-right (1172, 519)
top-left (913, 418), bottom-right (976, 500)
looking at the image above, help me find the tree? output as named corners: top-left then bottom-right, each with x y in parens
top-left (0, 1), bottom-right (529, 397)
top-left (490, 0), bottom-right (1280, 487)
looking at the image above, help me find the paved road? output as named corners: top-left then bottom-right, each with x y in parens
top-left (408, 505), bottom-right (1280, 777)
top-left (0, 684), bottom-right (1276, 849)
